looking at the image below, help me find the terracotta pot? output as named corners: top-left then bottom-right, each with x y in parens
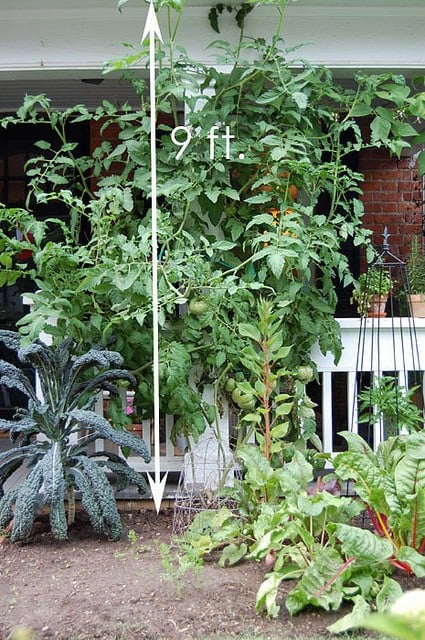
top-left (408, 293), bottom-right (425, 318)
top-left (368, 294), bottom-right (388, 318)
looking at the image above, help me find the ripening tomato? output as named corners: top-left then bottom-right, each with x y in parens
top-left (188, 299), bottom-right (208, 315)
top-left (289, 184), bottom-right (298, 201)
top-left (225, 378), bottom-right (237, 392)
top-left (232, 387), bottom-right (255, 409)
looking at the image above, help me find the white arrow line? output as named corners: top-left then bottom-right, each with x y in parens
top-left (143, 2), bottom-right (168, 513)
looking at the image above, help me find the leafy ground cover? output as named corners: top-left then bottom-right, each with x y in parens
top-left (0, 508), bottom-right (421, 640)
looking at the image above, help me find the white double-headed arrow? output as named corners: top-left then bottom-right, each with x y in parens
top-left (143, 2), bottom-right (168, 513)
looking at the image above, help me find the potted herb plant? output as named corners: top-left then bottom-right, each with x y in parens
top-left (406, 235), bottom-right (425, 317)
top-left (351, 267), bottom-right (393, 317)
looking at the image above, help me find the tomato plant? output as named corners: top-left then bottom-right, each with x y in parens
top-left (0, 0), bottom-right (423, 445)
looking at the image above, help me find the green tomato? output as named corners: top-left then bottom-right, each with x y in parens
top-left (296, 365), bottom-right (314, 383)
top-left (239, 397), bottom-right (255, 410)
top-left (225, 378), bottom-right (237, 392)
top-left (188, 299), bottom-right (208, 315)
top-left (232, 387), bottom-right (255, 409)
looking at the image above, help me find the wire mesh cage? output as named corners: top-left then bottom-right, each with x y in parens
top-left (172, 428), bottom-right (239, 536)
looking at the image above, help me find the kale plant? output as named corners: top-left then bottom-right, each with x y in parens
top-left (0, 330), bottom-right (151, 541)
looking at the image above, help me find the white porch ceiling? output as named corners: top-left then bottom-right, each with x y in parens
top-left (0, 1), bottom-right (424, 83)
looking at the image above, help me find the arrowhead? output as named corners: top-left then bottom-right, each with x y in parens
top-left (147, 471), bottom-right (169, 513)
top-left (142, 2), bottom-right (163, 43)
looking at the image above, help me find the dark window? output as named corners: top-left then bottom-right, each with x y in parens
top-left (0, 120), bottom-right (89, 421)
top-left (0, 120), bottom-right (90, 330)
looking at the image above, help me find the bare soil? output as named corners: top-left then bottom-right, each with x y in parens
top-left (0, 508), bottom-right (420, 640)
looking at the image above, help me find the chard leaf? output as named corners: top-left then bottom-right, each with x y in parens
top-left (255, 573), bottom-right (282, 618)
top-left (219, 542), bottom-right (248, 567)
top-left (338, 430), bottom-right (375, 457)
top-left (397, 546), bottom-right (425, 577)
top-left (375, 576), bottom-right (403, 612)
top-left (297, 494), bottom-right (328, 517)
top-left (333, 451), bottom-right (387, 513)
top-left (285, 546), bottom-right (346, 615)
top-left (327, 594), bottom-right (370, 634)
top-left (394, 454), bottom-right (425, 498)
top-left (237, 444), bottom-right (273, 482)
top-left (332, 523), bottom-right (393, 562)
top-left (413, 487), bottom-right (425, 547)
top-left (285, 450), bottom-right (313, 489)
top-left (383, 474), bottom-right (403, 516)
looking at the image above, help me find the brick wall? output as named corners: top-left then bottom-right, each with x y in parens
top-left (359, 147), bottom-right (423, 266)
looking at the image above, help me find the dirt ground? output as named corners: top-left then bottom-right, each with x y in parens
top-left (0, 508), bottom-right (420, 640)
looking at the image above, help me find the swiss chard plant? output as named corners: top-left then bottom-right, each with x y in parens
top-left (167, 444), bottom-right (403, 622)
top-left (0, 330), bottom-right (151, 542)
top-left (333, 430), bottom-right (425, 576)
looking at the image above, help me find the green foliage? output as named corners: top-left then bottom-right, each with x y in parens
top-left (228, 298), bottom-right (321, 466)
top-left (208, 3), bottom-right (254, 33)
top-left (159, 539), bottom-right (203, 598)
top-left (0, 330), bottom-right (150, 541)
top-left (407, 235), bottom-right (425, 295)
top-left (358, 375), bottom-right (424, 437)
top-left (358, 588), bottom-right (425, 640)
top-left (1, 0), bottom-right (424, 441)
top-left (169, 445), bottom-right (403, 621)
top-left (351, 267), bottom-right (393, 316)
top-left (358, 268), bottom-right (393, 295)
top-left (333, 430), bottom-right (425, 575)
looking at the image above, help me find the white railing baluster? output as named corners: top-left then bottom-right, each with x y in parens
top-left (347, 371), bottom-right (358, 434)
top-left (321, 372), bottom-right (334, 462)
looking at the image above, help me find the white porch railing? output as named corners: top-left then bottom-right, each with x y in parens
top-left (310, 317), bottom-right (425, 458)
top-left (117, 317), bottom-right (425, 475)
top-left (25, 287), bottom-right (425, 475)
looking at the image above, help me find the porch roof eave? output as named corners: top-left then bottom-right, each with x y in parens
top-left (1, 3), bottom-right (425, 81)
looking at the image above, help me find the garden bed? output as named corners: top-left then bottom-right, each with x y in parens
top-left (0, 508), bottom-right (421, 640)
